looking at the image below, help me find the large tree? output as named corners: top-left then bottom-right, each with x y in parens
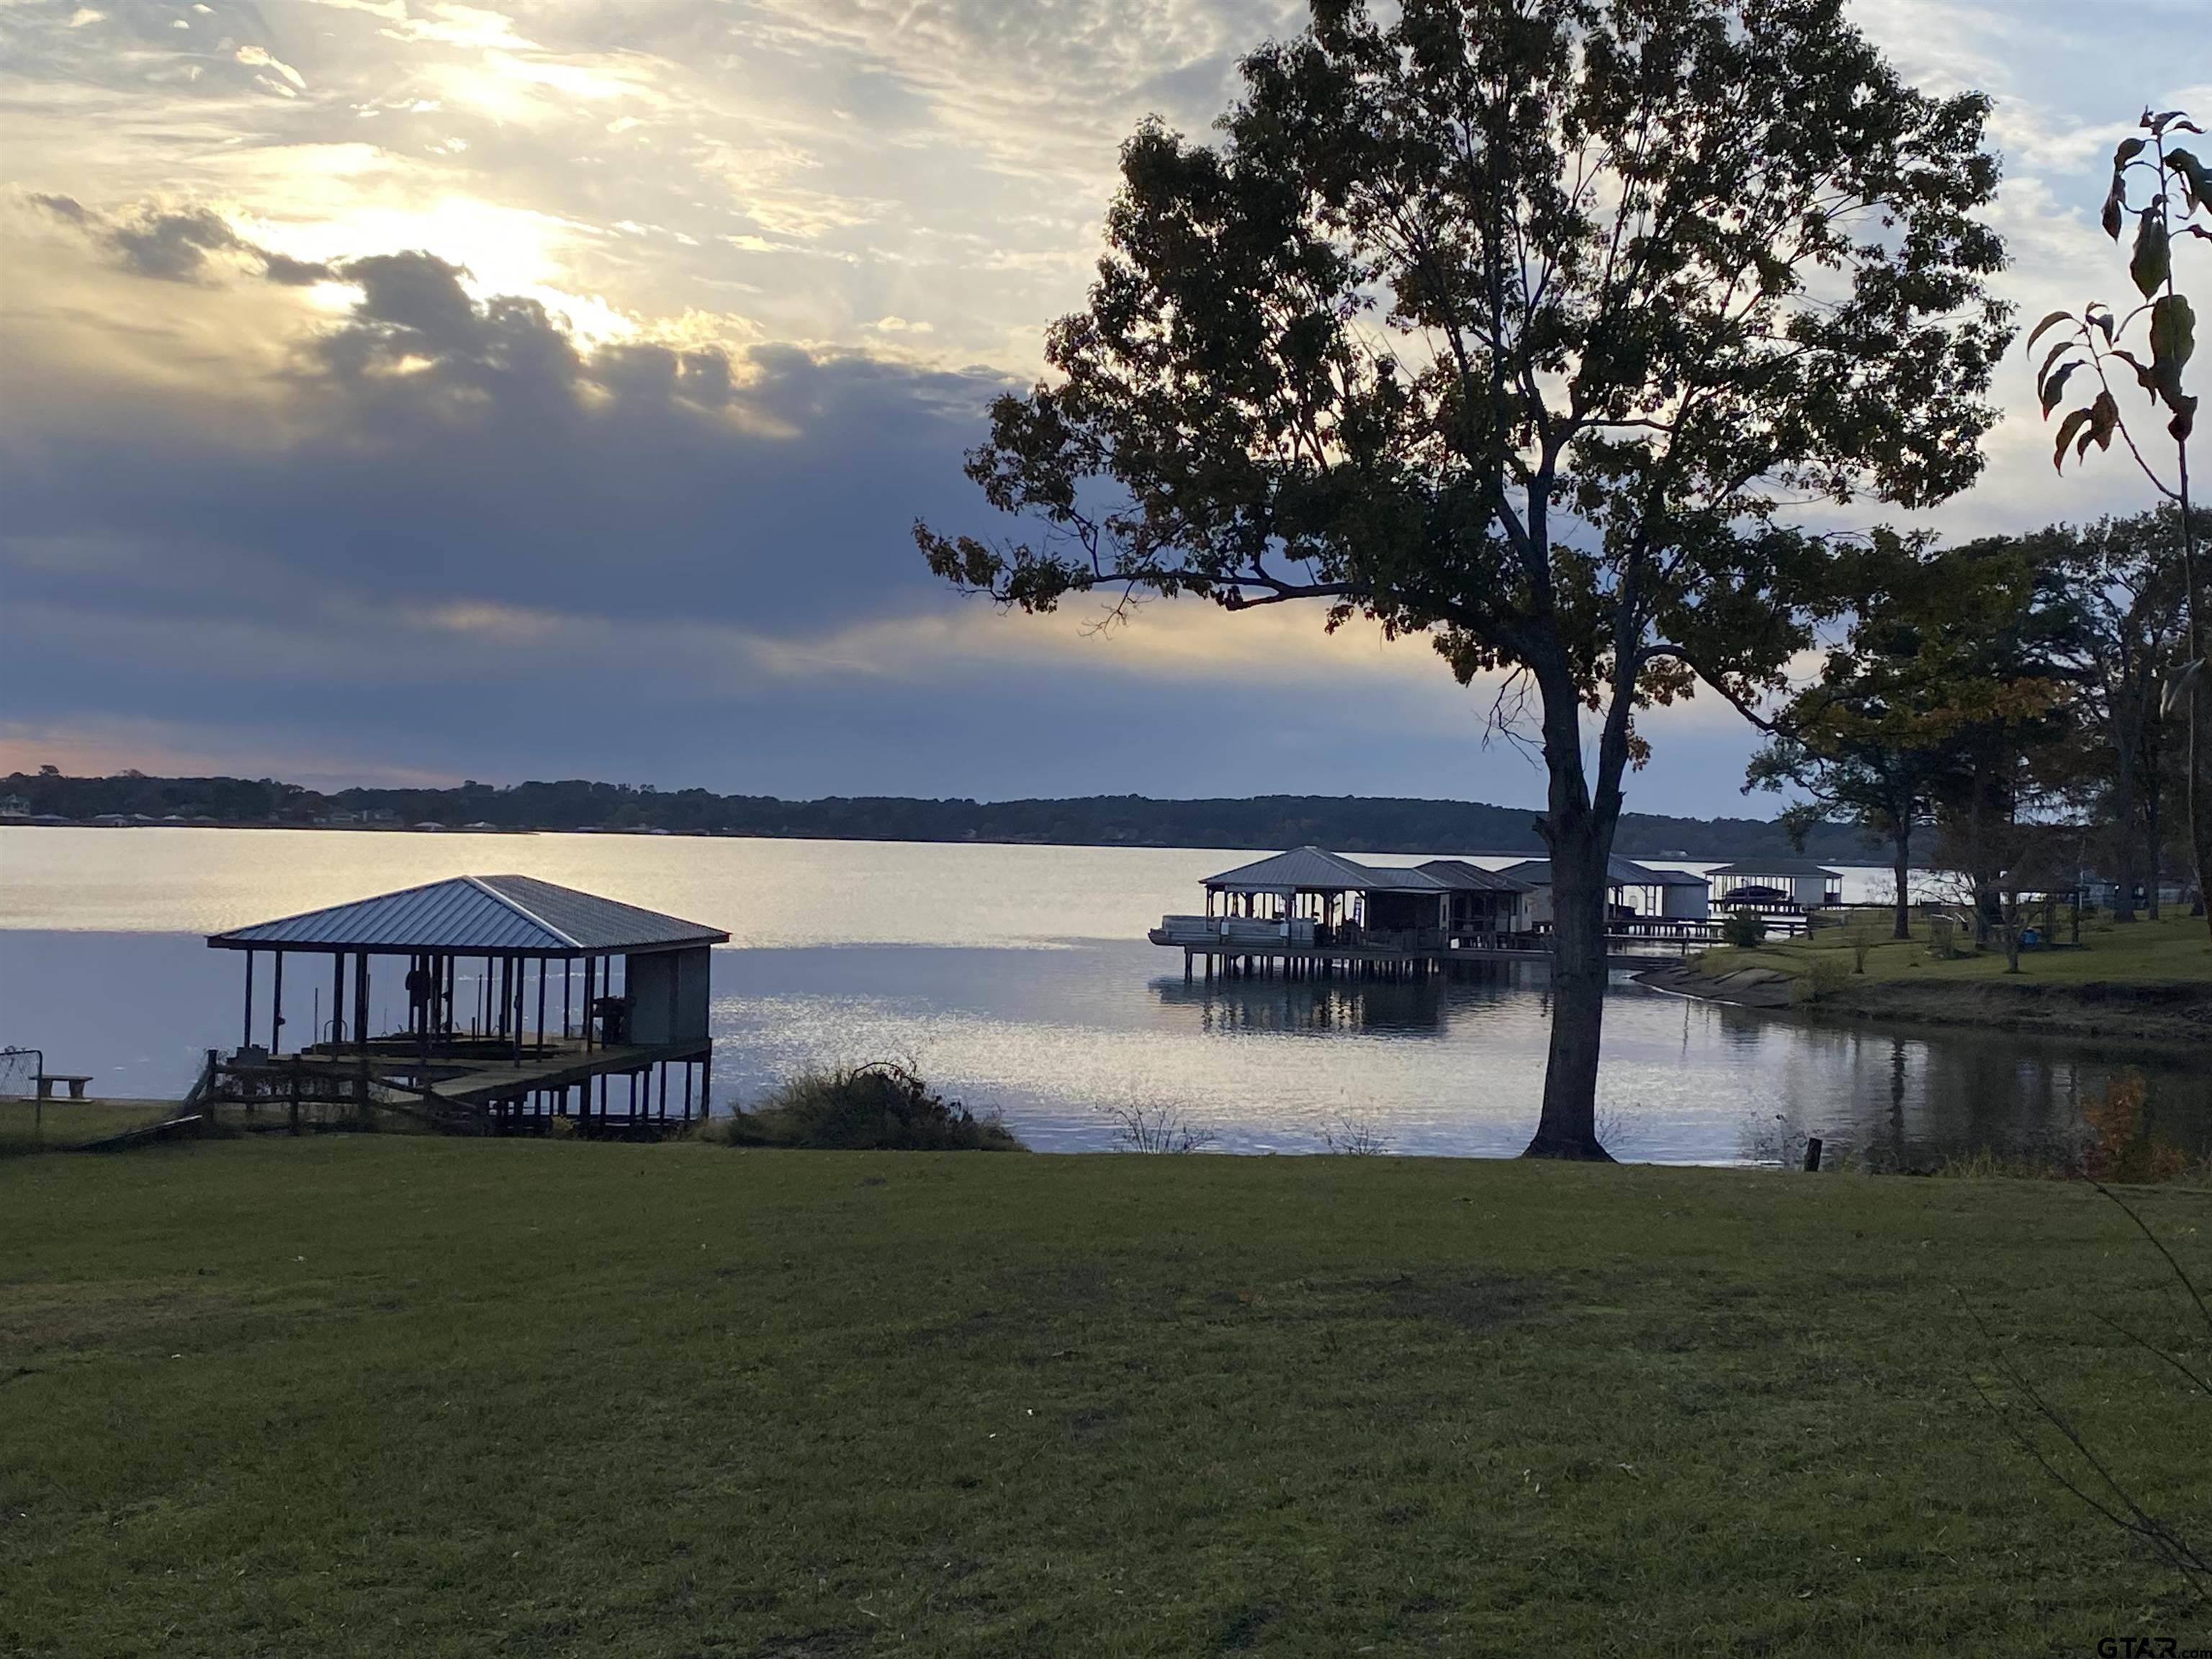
top-left (1751, 537), bottom-right (2071, 943)
top-left (919, 0), bottom-right (2009, 1157)
top-left (2042, 510), bottom-right (2198, 921)
top-left (1745, 546), bottom-right (1957, 943)
top-left (1910, 539), bottom-right (2077, 950)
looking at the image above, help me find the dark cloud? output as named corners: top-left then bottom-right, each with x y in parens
top-left (261, 251), bottom-right (333, 287)
top-left (31, 192), bottom-right (333, 287)
top-left (0, 212), bottom-right (1753, 809)
top-left (29, 191), bottom-right (89, 223)
top-left (3, 232), bottom-right (1019, 649)
top-left (107, 204), bottom-right (246, 282)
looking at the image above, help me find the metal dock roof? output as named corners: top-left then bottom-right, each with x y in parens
top-left (1202, 846), bottom-right (1446, 893)
top-left (1495, 855), bottom-right (1709, 889)
top-left (208, 874), bottom-right (729, 955)
top-left (1706, 858), bottom-right (1843, 877)
top-left (1416, 859), bottom-right (1536, 893)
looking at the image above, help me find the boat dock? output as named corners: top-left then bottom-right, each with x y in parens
top-left (204, 1033), bottom-right (710, 1133)
top-left (1154, 846), bottom-right (1727, 982)
top-left (198, 873), bottom-right (727, 1135)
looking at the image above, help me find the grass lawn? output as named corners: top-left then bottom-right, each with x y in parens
top-left (0, 1099), bottom-right (183, 1156)
top-left (2, 1138), bottom-right (2208, 1655)
top-left (1703, 909), bottom-right (2212, 991)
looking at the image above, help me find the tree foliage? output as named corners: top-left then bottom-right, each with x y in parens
top-left (2032, 105), bottom-right (2209, 934)
top-left (920, 0), bottom-right (2009, 1156)
top-left (2041, 510), bottom-right (2200, 920)
top-left (1750, 537), bottom-right (2072, 940)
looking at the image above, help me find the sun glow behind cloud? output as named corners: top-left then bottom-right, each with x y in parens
top-left (0, 0), bottom-right (2203, 802)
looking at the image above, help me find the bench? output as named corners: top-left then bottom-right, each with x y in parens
top-left (35, 1074), bottom-right (93, 1100)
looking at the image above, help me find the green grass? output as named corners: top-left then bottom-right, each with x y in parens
top-left (1704, 909), bottom-right (2211, 989)
top-left (0, 1098), bottom-right (181, 1155)
top-left (3, 1139), bottom-right (2208, 1655)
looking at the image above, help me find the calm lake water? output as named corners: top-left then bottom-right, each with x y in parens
top-left (1, 827), bottom-right (2202, 1164)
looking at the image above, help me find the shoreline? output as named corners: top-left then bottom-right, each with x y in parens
top-left (1634, 960), bottom-right (2212, 1048)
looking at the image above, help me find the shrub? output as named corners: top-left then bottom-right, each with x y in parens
top-left (703, 1062), bottom-right (1023, 1151)
top-left (1924, 914), bottom-right (1959, 961)
top-left (1721, 910), bottom-right (1766, 948)
top-left (1593, 1105), bottom-right (1642, 1160)
top-left (1318, 1117), bottom-right (1392, 1156)
top-left (1100, 1102), bottom-right (1216, 1153)
top-left (1798, 956), bottom-right (1853, 1002)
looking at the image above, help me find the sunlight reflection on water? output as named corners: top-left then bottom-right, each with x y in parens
top-left (1, 828), bottom-right (2200, 1162)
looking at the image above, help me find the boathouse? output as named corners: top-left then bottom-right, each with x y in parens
top-left (1179, 846), bottom-right (1451, 943)
top-left (1150, 846), bottom-right (1713, 981)
top-left (202, 875), bottom-right (728, 1131)
top-left (1496, 855), bottom-right (1711, 927)
top-left (1707, 858), bottom-right (1843, 912)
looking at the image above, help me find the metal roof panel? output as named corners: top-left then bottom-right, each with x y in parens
top-left (1202, 846), bottom-right (1445, 891)
top-left (1496, 856), bottom-right (1708, 888)
top-left (1202, 847), bottom-right (1381, 891)
top-left (1416, 859), bottom-right (1535, 893)
top-left (209, 875), bottom-right (727, 953)
top-left (1707, 858), bottom-right (1843, 877)
top-left (476, 875), bottom-right (726, 950)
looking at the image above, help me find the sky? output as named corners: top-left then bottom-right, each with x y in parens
top-left (0, 0), bottom-right (2204, 815)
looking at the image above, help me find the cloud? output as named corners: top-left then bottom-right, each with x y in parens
top-left (2, 0), bottom-right (2197, 811)
top-left (235, 45), bottom-right (307, 91)
top-left (32, 193), bottom-right (334, 287)
top-left (2, 222), bottom-right (1018, 645)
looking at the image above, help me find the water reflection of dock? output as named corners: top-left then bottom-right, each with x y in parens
top-left (1151, 952), bottom-right (1565, 1038)
top-left (1152, 975), bottom-right (1452, 1035)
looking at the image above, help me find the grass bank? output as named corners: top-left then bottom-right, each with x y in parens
top-left (1665, 911), bottom-right (2211, 1043)
top-left (3, 1140), bottom-right (2208, 1655)
top-left (0, 1098), bottom-right (181, 1156)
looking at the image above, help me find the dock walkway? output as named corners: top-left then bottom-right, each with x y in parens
top-left (204, 1032), bottom-right (709, 1133)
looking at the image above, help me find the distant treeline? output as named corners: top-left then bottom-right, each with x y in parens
top-left (2, 770), bottom-right (1878, 860)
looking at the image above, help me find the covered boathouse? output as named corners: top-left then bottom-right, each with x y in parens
top-left (202, 875), bottom-right (727, 1133)
top-left (1150, 846), bottom-right (1719, 981)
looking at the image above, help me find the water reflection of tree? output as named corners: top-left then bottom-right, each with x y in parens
top-left (1819, 1025), bottom-right (2208, 1170)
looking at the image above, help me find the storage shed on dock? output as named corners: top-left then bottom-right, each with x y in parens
top-left (203, 875), bottom-right (728, 1133)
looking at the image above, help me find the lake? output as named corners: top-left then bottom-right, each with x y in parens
top-left (1, 827), bottom-right (2201, 1164)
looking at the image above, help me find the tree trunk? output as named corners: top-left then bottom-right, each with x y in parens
top-left (1890, 819), bottom-right (1912, 941)
top-left (1524, 814), bottom-right (1617, 1161)
top-left (2145, 785), bottom-right (2164, 920)
top-left (2110, 752), bottom-right (2139, 923)
top-left (2192, 680), bottom-right (2212, 926)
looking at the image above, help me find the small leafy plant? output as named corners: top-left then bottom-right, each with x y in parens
top-left (2032, 105), bottom-right (2208, 942)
